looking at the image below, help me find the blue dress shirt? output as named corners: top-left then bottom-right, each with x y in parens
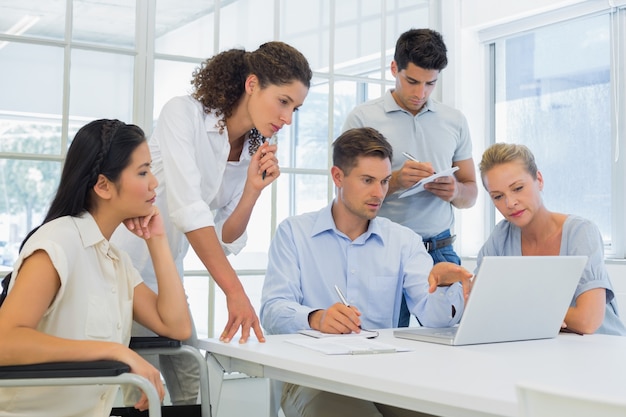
top-left (260, 203), bottom-right (465, 335)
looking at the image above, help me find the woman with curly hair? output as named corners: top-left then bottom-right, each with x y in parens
top-left (113, 41), bottom-right (312, 405)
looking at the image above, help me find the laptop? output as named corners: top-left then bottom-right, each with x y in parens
top-left (394, 256), bottom-right (587, 345)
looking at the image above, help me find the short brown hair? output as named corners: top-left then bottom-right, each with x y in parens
top-left (332, 128), bottom-right (393, 174)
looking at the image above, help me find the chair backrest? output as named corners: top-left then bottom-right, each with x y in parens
top-left (517, 383), bottom-right (626, 417)
top-left (0, 271), bottom-right (12, 308)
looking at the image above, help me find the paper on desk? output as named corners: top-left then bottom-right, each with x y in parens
top-left (298, 329), bottom-right (379, 339)
top-left (287, 337), bottom-right (412, 355)
top-left (399, 166), bottom-right (459, 198)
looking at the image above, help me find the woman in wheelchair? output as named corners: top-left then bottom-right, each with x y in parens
top-left (0, 119), bottom-right (192, 417)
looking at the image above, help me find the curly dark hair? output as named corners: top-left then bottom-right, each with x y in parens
top-left (191, 41), bottom-right (312, 126)
top-left (394, 28), bottom-right (448, 72)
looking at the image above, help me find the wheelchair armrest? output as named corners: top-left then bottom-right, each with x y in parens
top-left (129, 336), bottom-right (182, 349)
top-left (0, 360), bottom-right (162, 416)
top-left (0, 360), bottom-right (130, 379)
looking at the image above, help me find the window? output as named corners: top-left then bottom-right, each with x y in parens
top-left (0, 0), bottom-right (138, 272)
top-left (482, 5), bottom-right (626, 258)
top-left (0, 0), bottom-right (435, 338)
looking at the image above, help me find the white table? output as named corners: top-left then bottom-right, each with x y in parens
top-left (198, 330), bottom-right (626, 417)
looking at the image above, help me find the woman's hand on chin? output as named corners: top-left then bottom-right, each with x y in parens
top-left (123, 206), bottom-right (165, 240)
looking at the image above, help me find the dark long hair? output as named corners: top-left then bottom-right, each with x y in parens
top-left (0, 119), bottom-right (147, 308)
top-left (20, 119), bottom-right (146, 248)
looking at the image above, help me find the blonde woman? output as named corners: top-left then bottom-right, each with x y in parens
top-left (478, 142), bottom-right (625, 335)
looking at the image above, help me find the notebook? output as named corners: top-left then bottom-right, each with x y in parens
top-left (393, 256), bottom-right (588, 346)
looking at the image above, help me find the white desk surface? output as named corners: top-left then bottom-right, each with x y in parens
top-left (198, 329), bottom-right (626, 417)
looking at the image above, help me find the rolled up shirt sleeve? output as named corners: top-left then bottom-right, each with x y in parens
top-left (153, 96), bottom-right (248, 254)
top-left (154, 98), bottom-right (223, 229)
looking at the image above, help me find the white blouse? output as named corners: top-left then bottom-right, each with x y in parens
top-left (112, 95), bottom-right (250, 291)
top-left (0, 213), bottom-right (143, 417)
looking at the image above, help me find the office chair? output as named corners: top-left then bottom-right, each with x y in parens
top-left (0, 359), bottom-right (162, 417)
top-left (517, 382), bottom-right (626, 417)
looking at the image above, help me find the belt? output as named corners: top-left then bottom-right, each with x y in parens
top-left (423, 235), bottom-right (456, 252)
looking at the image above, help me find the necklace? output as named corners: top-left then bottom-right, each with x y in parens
top-left (247, 128), bottom-right (266, 156)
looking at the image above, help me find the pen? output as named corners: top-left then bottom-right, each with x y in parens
top-left (402, 151), bottom-right (419, 163)
top-left (335, 284), bottom-right (364, 331)
top-left (334, 284), bottom-right (350, 307)
top-left (262, 135), bottom-right (278, 180)
top-left (403, 151), bottom-right (436, 175)
top-left (334, 286), bottom-right (378, 336)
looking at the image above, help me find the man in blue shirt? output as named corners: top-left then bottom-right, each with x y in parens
top-left (260, 127), bottom-right (473, 417)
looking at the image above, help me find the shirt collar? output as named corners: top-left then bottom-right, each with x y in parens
top-left (311, 202), bottom-right (385, 245)
top-left (74, 212), bottom-right (120, 260)
top-left (203, 107), bottom-right (252, 163)
top-left (384, 89), bottom-right (438, 115)
top-left (203, 108), bottom-right (224, 134)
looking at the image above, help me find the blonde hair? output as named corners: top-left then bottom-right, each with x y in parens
top-left (479, 143), bottom-right (538, 186)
